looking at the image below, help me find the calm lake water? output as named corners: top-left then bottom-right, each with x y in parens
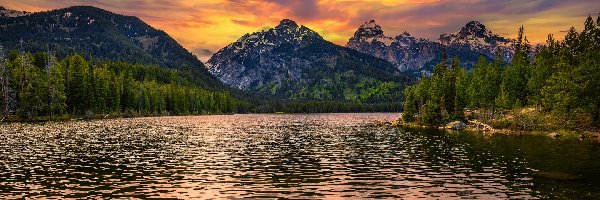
top-left (1, 113), bottom-right (599, 199)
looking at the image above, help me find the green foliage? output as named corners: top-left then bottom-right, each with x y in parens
top-left (48, 59), bottom-right (67, 116)
top-left (0, 50), bottom-right (239, 121)
top-left (468, 55), bottom-right (504, 108)
top-left (402, 54), bottom-right (465, 126)
top-left (403, 15), bottom-right (600, 128)
top-left (453, 64), bottom-right (468, 120)
top-left (500, 26), bottom-right (531, 108)
top-left (541, 15), bottom-right (600, 127)
top-left (0, 45), bottom-right (16, 119)
top-left (402, 87), bottom-right (418, 122)
top-left (420, 99), bottom-right (444, 126)
top-left (495, 83), bottom-right (511, 110)
top-left (527, 35), bottom-right (558, 106)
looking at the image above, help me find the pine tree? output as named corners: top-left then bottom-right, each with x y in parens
top-left (64, 54), bottom-right (88, 115)
top-left (541, 16), bottom-right (599, 126)
top-left (85, 58), bottom-right (97, 114)
top-left (453, 66), bottom-right (468, 120)
top-left (0, 44), bottom-right (16, 120)
top-left (15, 53), bottom-right (47, 118)
top-left (501, 26), bottom-right (530, 108)
top-left (47, 54), bottom-right (66, 118)
top-left (402, 86), bottom-right (417, 122)
top-left (443, 57), bottom-right (459, 117)
top-left (581, 15), bottom-right (600, 126)
top-left (527, 35), bottom-right (557, 106)
top-left (496, 83), bottom-right (511, 110)
top-left (421, 99), bottom-right (443, 126)
top-left (467, 57), bottom-right (488, 108)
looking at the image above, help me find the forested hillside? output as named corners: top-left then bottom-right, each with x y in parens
top-left (0, 49), bottom-right (237, 121)
top-left (0, 6), bottom-right (224, 90)
top-left (403, 15), bottom-right (600, 129)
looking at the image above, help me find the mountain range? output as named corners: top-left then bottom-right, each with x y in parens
top-left (207, 19), bottom-right (413, 102)
top-left (347, 20), bottom-right (514, 76)
top-left (0, 5), bottom-right (519, 103)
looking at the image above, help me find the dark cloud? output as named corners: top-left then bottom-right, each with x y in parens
top-left (2, 0), bottom-right (599, 52)
top-left (345, 0), bottom-right (600, 40)
top-left (193, 48), bottom-right (214, 56)
top-left (265, 0), bottom-right (320, 20)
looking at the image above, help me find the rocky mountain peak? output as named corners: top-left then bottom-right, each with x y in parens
top-left (276, 19), bottom-right (299, 29)
top-left (230, 19), bottom-right (321, 48)
top-left (459, 20), bottom-right (491, 38)
top-left (440, 21), bottom-right (511, 47)
top-left (464, 21), bottom-right (486, 31)
top-left (362, 20), bottom-right (379, 28)
top-left (208, 19), bottom-right (331, 89)
top-left (437, 21), bottom-right (514, 63)
top-left (353, 20), bottom-right (385, 38)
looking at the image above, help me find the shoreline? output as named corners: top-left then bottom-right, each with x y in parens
top-left (374, 114), bottom-right (600, 141)
top-left (0, 112), bottom-right (404, 124)
top-left (0, 112), bottom-right (237, 124)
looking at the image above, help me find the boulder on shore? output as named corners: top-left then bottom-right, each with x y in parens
top-left (469, 120), bottom-right (495, 132)
top-left (446, 121), bottom-right (467, 130)
top-left (548, 132), bottom-right (561, 138)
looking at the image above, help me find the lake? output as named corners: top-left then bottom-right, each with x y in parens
top-left (0, 113), bottom-right (599, 199)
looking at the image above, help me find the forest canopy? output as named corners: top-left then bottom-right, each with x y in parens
top-left (403, 15), bottom-right (600, 128)
top-left (0, 50), bottom-right (237, 121)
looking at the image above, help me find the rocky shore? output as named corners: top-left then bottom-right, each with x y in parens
top-left (375, 113), bottom-right (600, 140)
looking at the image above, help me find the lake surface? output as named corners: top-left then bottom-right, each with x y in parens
top-left (1, 113), bottom-right (599, 199)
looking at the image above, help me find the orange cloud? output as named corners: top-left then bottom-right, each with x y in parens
top-left (0, 0), bottom-right (598, 61)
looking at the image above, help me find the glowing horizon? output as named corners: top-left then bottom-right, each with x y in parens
top-left (1, 0), bottom-right (598, 61)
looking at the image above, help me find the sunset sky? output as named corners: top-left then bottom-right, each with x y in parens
top-left (1, 0), bottom-right (598, 61)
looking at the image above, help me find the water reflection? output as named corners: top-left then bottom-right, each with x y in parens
top-left (0, 114), bottom-right (599, 199)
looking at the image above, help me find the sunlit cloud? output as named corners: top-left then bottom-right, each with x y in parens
top-left (0, 0), bottom-right (598, 61)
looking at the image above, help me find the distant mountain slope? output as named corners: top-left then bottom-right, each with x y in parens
top-left (208, 19), bottom-right (413, 102)
top-left (347, 20), bottom-right (514, 76)
top-left (0, 6), bottom-right (223, 89)
top-left (347, 20), bottom-right (448, 76)
top-left (440, 21), bottom-right (514, 60)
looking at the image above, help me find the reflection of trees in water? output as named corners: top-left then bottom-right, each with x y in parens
top-left (1, 114), bottom-right (599, 199)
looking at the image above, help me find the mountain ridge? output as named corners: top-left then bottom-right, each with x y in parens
top-left (346, 20), bottom-right (514, 75)
top-left (0, 5), bottom-right (224, 89)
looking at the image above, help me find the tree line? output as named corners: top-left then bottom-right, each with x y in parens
top-left (0, 48), bottom-right (237, 121)
top-left (403, 15), bottom-right (600, 128)
top-left (254, 100), bottom-right (403, 113)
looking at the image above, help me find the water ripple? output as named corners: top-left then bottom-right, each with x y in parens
top-left (0, 114), bottom-right (599, 199)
